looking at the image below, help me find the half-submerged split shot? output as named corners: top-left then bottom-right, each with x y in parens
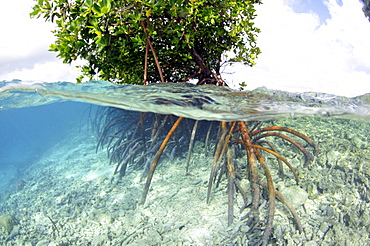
top-left (1, 0), bottom-right (370, 245)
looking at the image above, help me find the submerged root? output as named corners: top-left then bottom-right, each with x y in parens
top-left (140, 116), bottom-right (184, 205)
top-left (96, 108), bottom-right (317, 245)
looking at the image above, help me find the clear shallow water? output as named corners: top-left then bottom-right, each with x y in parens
top-left (1, 80), bottom-right (370, 122)
top-left (0, 100), bottom-right (93, 195)
top-left (1, 80), bottom-right (370, 244)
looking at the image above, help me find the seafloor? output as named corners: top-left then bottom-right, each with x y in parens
top-left (1, 116), bottom-right (370, 245)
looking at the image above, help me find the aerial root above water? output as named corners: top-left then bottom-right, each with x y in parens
top-left (95, 107), bottom-right (317, 245)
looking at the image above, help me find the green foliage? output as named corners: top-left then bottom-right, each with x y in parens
top-left (361, 0), bottom-right (370, 21)
top-left (239, 81), bottom-right (247, 90)
top-left (31, 0), bottom-right (261, 84)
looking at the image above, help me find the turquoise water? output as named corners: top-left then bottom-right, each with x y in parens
top-left (0, 101), bottom-right (94, 194)
top-left (1, 80), bottom-right (370, 245)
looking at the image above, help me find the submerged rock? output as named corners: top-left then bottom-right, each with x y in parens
top-left (0, 214), bottom-right (18, 235)
top-left (98, 213), bottom-right (114, 225)
top-left (326, 150), bottom-right (341, 166)
top-left (279, 185), bottom-right (309, 209)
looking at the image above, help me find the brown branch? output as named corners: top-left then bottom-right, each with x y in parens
top-left (211, 72), bottom-right (225, 86)
top-left (254, 149), bottom-right (275, 246)
top-left (180, 69), bottom-right (201, 82)
top-left (226, 147), bottom-right (235, 226)
top-left (257, 140), bottom-right (284, 179)
top-left (207, 122), bottom-right (236, 204)
top-left (140, 116), bottom-right (184, 205)
top-left (185, 120), bottom-right (199, 174)
top-left (238, 121), bottom-right (260, 225)
top-left (251, 126), bottom-right (318, 156)
top-left (190, 48), bottom-right (212, 81)
top-left (257, 180), bottom-right (303, 233)
top-left (254, 132), bottom-right (313, 166)
top-left (143, 41), bottom-right (149, 85)
top-left (252, 144), bottom-right (299, 184)
top-left (140, 18), bottom-right (165, 83)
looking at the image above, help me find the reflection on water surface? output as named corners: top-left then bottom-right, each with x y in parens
top-left (1, 80), bottom-right (370, 122)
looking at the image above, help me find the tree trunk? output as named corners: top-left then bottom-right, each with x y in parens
top-left (190, 48), bottom-right (217, 85)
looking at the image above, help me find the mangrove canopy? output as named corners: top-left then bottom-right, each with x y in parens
top-left (31, 0), bottom-right (261, 85)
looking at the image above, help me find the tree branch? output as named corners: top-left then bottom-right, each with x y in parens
top-left (141, 20), bottom-right (165, 83)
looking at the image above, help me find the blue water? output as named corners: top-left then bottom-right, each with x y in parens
top-left (0, 101), bottom-right (90, 165)
top-left (0, 101), bottom-right (94, 194)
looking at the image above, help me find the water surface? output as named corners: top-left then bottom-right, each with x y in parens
top-left (2, 80), bottom-right (370, 122)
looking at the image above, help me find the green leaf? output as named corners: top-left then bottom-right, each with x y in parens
top-left (99, 0), bottom-right (111, 14)
top-left (92, 3), bottom-right (102, 15)
top-left (49, 43), bottom-right (58, 51)
top-left (30, 8), bottom-right (41, 17)
top-left (30, 0), bottom-right (261, 84)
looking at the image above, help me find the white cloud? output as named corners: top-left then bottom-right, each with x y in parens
top-left (0, 1), bottom-right (52, 61)
top-left (224, 0), bottom-right (370, 97)
top-left (2, 60), bottom-right (81, 82)
top-left (0, 0), bottom-right (81, 82)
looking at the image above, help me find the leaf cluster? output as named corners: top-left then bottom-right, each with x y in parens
top-left (361, 0), bottom-right (370, 21)
top-left (31, 0), bottom-right (261, 84)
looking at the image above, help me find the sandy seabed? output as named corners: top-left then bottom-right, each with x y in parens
top-left (1, 117), bottom-right (370, 245)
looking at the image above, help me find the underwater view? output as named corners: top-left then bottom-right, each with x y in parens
top-left (1, 80), bottom-right (370, 245)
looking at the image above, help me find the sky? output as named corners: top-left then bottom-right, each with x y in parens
top-left (1, 0), bottom-right (370, 97)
